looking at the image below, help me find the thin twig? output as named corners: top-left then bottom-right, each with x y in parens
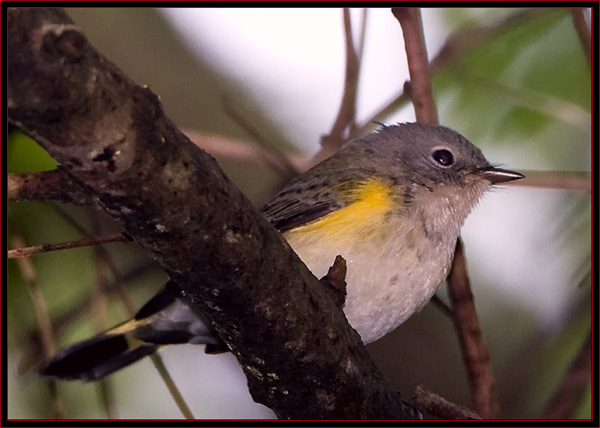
top-left (12, 233), bottom-right (64, 418)
top-left (97, 377), bottom-right (118, 419)
top-left (49, 205), bottom-right (137, 315)
top-left (325, 9), bottom-right (360, 143)
top-left (512, 171), bottom-right (591, 192)
top-left (315, 9), bottom-right (364, 166)
top-left (430, 295), bottom-right (455, 320)
top-left (8, 232), bottom-right (128, 259)
top-left (11, 234), bottom-right (57, 357)
top-left (350, 8), bottom-right (368, 139)
top-left (46, 380), bottom-right (65, 419)
top-left (447, 239), bottom-right (499, 419)
top-left (393, 7), bottom-right (501, 418)
top-left (355, 9), bottom-right (368, 66)
top-left (570, 8), bottom-right (591, 67)
top-left (541, 332), bottom-right (592, 419)
top-left (412, 385), bottom-right (481, 420)
top-left (393, 8), bottom-right (500, 417)
top-left (150, 354), bottom-right (195, 420)
top-left (392, 8), bottom-right (438, 124)
top-left (183, 129), bottom-right (309, 173)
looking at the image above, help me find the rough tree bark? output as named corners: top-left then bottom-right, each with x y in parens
top-left (7, 8), bottom-right (420, 419)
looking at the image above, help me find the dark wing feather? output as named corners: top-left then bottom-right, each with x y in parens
top-left (261, 148), bottom-right (379, 232)
top-left (262, 200), bottom-right (339, 232)
top-left (260, 176), bottom-right (342, 232)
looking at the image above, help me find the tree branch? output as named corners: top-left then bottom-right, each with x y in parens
top-left (514, 170), bottom-right (591, 192)
top-left (183, 129), bottom-right (310, 174)
top-left (447, 240), bottom-right (500, 418)
top-left (570, 8), bottom-right (591, 68)
top-left (8, 8), bottom-right (419, 419)
top-left (392, 8), bottom-right (499, 418)
top-left (412, 385), bottom-right (481, 420)
top-left (392, 8), bottom-right (438, 124)
top-left (7, 232), bottom-right (127, 259)
top-left (316, 8), bottom-right (364, 165)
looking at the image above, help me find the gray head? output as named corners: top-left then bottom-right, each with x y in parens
top-left (344, 122), bottom-right (523, 189)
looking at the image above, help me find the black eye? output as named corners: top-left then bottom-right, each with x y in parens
top-left (432, 149), bottom-right (454, 166)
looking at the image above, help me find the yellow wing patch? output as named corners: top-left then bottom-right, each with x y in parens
top-left (285, 178), bottom-right (398, 242)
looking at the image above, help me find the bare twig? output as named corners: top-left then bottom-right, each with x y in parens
top-left (46, 380), bottom-right (65, 419)
top-left (325, 9), bottom-right (361, 143)
top-left (447, 239), bottom-right (499, 419)
top-left (541, 332), bottom-right (592, 419)
top-left (412, 385), bottom-right (481, 420)
top-left (513, 171), bottom-right (591, 192)
top-left (97, 381), bottom-right (118, 419)
top-left (150, 355), bottom-right (195, 419)
top-left (392, 8), bottom-right (438, 124)
top-left (12, 233), bottom-right (64, 418)
top-left (183, 129), bottom-right (309, 173)
top-left (393, 8), bottom-right (500, 417)
top-left (49, 205), bottom-right (137, 316)
top-left (8, 233), bottom-right (128, 259)
top-left (430, 295), bottom-right (455, 320)
top-left (570, 8), bottom-right (591, 67)
top-left (355, 9), bottom-right (368, 66)
top-left (315, 9), bottom-right (365, 165)
top-left (11, 234), bottom-right (57, 357)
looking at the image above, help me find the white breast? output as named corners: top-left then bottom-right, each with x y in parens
top-left (284, 213), bottom-right (455, 344)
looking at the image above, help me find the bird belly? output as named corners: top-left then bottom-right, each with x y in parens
top-left (283, 214), bottom-right (453, 344)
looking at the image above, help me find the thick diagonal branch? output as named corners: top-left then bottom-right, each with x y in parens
top-left (8, 8), bottom-right (418, 420)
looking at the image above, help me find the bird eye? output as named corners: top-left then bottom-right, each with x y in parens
top-left (432, 149), bottom-right (454, 167)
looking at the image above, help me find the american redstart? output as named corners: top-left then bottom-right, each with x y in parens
top-left (41, 122), bottom-right (523, 381)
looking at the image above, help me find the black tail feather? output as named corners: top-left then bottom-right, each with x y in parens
top-left (41, 333), bottom-right (157, 382)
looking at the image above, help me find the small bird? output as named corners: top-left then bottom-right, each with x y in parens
top-left (41, 122), bottom-right (523, 381)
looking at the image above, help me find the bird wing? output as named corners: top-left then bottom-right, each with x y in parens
top-left (262, 198), bottom-right (340, 232)
top-left (260, 175), bottom-right (342, 232)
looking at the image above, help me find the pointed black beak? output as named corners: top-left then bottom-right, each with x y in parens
top-left (480, 166), bottom-right (525, 184)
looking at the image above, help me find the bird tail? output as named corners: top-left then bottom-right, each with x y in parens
top-left (40, 322), bottom-right (158, 382)
top-left (41, 281), bottom-right (224, 382)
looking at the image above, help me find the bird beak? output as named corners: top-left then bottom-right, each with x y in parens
top-left (480, 166), bottom-right (525, 184)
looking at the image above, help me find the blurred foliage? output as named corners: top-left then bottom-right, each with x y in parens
top-left (8, 7), bottom-right (591, 420)
top-left (8, 130), bottom-right (58, 173)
